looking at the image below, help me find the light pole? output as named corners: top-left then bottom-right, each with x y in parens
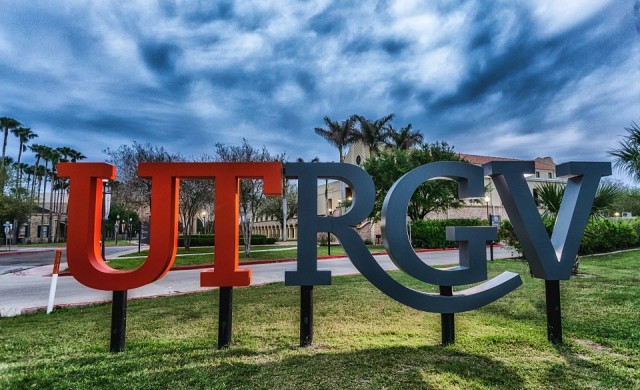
top-left (115, 214), bottom-right (120, 245)
top-left (201, 211), bottom-right (207, 234)
top-left (485, 196), bottom-right (494, 261)
top-left (128, 217), bottom-right (132, 243)
top-left (101, 180), bottom-right (110, 260)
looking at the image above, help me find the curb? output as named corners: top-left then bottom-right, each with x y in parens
top-left (0, 248), bottom-right (55, 256)
top-left (56, 245), bottom-right (503, 277)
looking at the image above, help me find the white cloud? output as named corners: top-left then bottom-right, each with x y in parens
top-left (524, 0), bottom-right (614, 37)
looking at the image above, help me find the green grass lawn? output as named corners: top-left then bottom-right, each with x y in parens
top-left (108, 245), bottom-right (387, 270)
top-left (1, 252), bottom-right (639, 389)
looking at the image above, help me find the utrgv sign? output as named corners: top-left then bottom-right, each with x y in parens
top-left (57, 160), bottom-right (610, 315)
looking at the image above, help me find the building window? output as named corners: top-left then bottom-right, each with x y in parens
top-left (535, 171), bottom-right (540, 178)
top-left (532, 189), bottom-right (540, 207)
top-left (327, 199), bottom-right (333, 213)
top-left (548, 172), bottom-right (553, 178)
top-left (37, 225), bottom-right (49, 238)
top-left (356, 155), bottom-right (362, 165)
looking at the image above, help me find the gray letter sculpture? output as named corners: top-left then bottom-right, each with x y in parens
top-left (285, 162), bottom-right (522, 313)
top-left (484, 161), bottom-right (611, 280)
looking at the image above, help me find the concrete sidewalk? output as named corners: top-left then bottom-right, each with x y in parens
top-left (0, 246), bottom-right (517, 317)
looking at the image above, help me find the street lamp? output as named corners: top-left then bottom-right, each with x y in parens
top-left (101, 180), bottom-right (110, 260)
top-left (115, 214), bottom-right (120, 245)
top-left (201, 211), bottom-right (207, 234)
top-left (485, 195), bottom-right (494, 261)
top-left (128, 217), bottom-right (132, 242)
top-left (484, 196), bottom-right (490, 221)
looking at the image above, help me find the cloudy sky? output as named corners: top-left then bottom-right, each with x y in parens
top-left (1, 1), bottom-right (639, 181)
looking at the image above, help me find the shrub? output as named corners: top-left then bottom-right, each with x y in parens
top-left (410, 218), bottom-right (488, 249)
top-left (178, 234), bottom-right (214, 247)
top-left (498, 217), bottom-right (639, 256)
top-left (177, 234), bottom-right (276, 247)
top-left (579, 219), bottom-right (637, 255)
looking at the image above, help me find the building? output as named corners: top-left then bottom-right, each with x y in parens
top-left (252, 141), bottom-right (563, 242)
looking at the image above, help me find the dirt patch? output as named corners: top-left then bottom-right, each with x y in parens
top-left (573, 339), bottom-right (623, 358)
top-left (573, 273), bottom-right (597, 279)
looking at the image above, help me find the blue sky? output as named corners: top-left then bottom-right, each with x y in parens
top-left (1, 1), bottom-right (639, 181)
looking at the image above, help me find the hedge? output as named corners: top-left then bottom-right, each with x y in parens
top-left (177, 234), bottom-right (277, 247)
top-left (498, 217), bottom-right (640, 256)
top-left (410, 218), bottom-right (489, 249)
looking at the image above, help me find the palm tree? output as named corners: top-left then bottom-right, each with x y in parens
top-left (537, 181), bottom-right (622, 220)
top-left (609, 122), bottom-right (640, 182)
top-left (386, 123), bottom-right (424, 150)
top-left (68, 149), bottom-right (86, 162)
top-left (314, 116), bottom-right (357, 162)
top-left (12, 162), bottom-right (29, 199)
top-left (11, 127), bottom-right (37, 198)
top-left (353, 113), bottom-right (395, 155)
top-left (0, 117), bottom-right (22, 190)
top-left (42, 147), bottom-right (60, 242)
top-left (23, 165), bottom-right (34, 199)
top-left (29, 144), bottom-right (45, 201)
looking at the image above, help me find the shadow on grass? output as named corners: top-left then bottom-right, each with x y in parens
top-left (3, 342), bottom-right (528, 389)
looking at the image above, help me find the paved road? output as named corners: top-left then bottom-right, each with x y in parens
top-left (0, 246), bottom-right (517, 317)
top-left (0, 246), bottom-right (137, 275)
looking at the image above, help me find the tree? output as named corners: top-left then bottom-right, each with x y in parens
top-left (0, 194), bottom-right (32, 241)
top-left (609, 122), bottom-right (640, 182)
top-left (353, 113), bottom-right (395, 155)
top-left (105, 203), bottom-right (139, 241)
top-left (536, 180), bottom-right (622, 220)
top-left (611, 184), bottom-right (640, 216)
top-left (0, 117), bottom-right (21, 192)
top-left (38, 146), bottom-right (59, 242)
top-left (178, 169), bottom-right (214, 250)
top-left (104, 142), bottom-right (180, 211)
top-left (10, 127), bottom-right (37, 198)
top-left (258, 182), bottom-right (298, 239)
top-left (314, 116), bottom-right (357, 162)
top-left (363, 142), bottom-right (464, 221)
top-left (214, 139), bottom-right (283, 256)
top-left (386, 123), bottom-right (424, 150)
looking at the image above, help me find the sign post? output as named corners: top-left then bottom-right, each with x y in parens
top-left (3, 222), bottom-right (11, 250)
top-left (46, 249), bottom-right (63, 314)
top-left (110, 290), bottom-right (128, 352)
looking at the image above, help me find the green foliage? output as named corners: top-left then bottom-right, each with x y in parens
top-left (177, 234), bottom-right (214, 247)
top-left (363, 142), bottom-right (463, 221)
top-left (611, 185), bottom-right (640, 216)
top-left (536, 182), bottom-right (564, 218)
top-left (609, 121), bottom-right (640, 182)
top-left (314, 116), bottom-right (357, 162)
top-left (536, 180), bottom-right (622, 219)
top-left (580, 218), bottom-right (638, 255)
top-left (499, 217), bottom-right (639, 256)
top-left (0, 194), bottom-right (32, 231)
top-left (176, 234), bottom-right (276, 247)
top-left (2, 255), bottom-right (639, 388)
top-left (105, 202), bottom-right (139, 237)
top-left (410, 218), bottom-right (488, 248)
top-left (258, 183), bottom-right (298, 225)
top-left (591, 181), bottom-right (624, 217)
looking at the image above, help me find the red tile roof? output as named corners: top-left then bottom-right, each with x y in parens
top-left (458, 153), bottom-right (556, 171)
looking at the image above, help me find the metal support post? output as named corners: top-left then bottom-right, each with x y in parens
top-left (545, 280), bottom-right (562, 344)
top-left (300, 285), bottom-right (313, 347)
top-left (439, 285), bottom-right (455, 345)
top-left (110, 290), bottom-right (128, 352)
top-left (218, 287), bottom-right (233, 349)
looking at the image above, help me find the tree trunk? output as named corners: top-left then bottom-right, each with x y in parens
top-left (241, 219), bottom-right (252, 257)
